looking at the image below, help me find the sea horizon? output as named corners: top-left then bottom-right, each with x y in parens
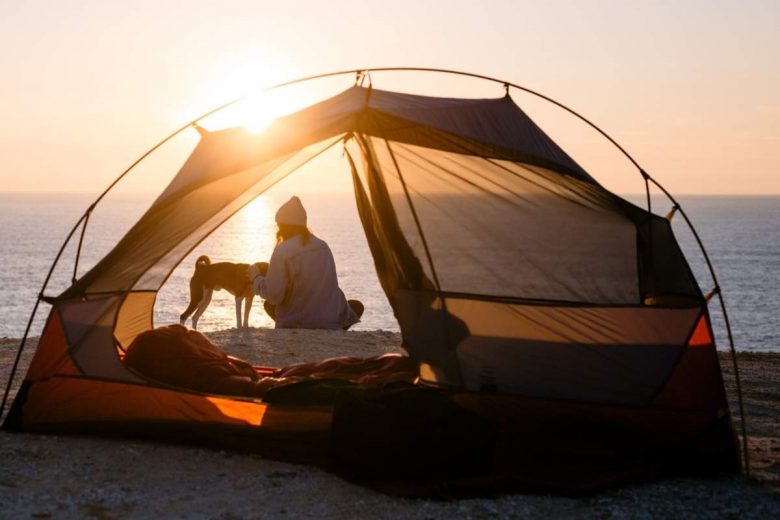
top-left (1, 192), bottom-right (778, 352)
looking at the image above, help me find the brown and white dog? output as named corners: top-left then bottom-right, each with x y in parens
top-left (179, 255), bottom-right (268, 330)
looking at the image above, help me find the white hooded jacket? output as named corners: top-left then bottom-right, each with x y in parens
top-left (252, 234), bottom-right (359, 329)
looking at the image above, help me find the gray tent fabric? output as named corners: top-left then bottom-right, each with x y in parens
top-left (57, 85), bottom-right (703, 402)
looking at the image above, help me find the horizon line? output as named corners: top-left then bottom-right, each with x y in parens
top-left (1, 190), bottom-right (779, 197)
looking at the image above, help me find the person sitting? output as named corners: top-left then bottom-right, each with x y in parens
top-left (247, 196), bottom-right (364, 330)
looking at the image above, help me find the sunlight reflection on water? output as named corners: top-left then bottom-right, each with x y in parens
top-left (154, 194), bottom-right (398, 332)
top-left (0, 192), bottom-right (400, 337)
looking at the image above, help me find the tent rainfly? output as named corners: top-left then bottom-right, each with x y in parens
top-left (2, 71), bottom-right (742, 495)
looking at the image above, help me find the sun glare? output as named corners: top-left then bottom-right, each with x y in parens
top-left (243, 89), bottom-right (299, 133)
top-left (197, 87), bottom-right (302, 133)
top-left (179, 53), bottom-right (304, 134)
top-left (241, 96), bottom-right (276, 133)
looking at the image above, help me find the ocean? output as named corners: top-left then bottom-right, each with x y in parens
top-left (0, 192), bottom-right (777, 351)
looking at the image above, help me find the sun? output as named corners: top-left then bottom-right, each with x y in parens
top-left (240, 95), bottom-right (277, 132)
top-left (183, 53), bottom-right (302, 133)
top-left (199, 83), bottom-right (301, 133)
top-left (240, 89), bottom-right (301, 133)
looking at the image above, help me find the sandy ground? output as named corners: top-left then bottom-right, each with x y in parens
top-left (0, 329), bottom-right (778, 519)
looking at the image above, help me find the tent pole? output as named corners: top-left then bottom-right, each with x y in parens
top-left (6, 66), bottom-right (744, 468)
top-left (0, 210), bottom-right (88, 420)
top-left (642, 171), bottom-right (655, 293)
top-left (377, 150), bottom-right (443, 292)
top-left (373, 130), bottom-right (464, 385)
top-left (0, 299), bottom-right (41, 421)
top-left (54, 66), bottom-right (658, 232)
top-left (349, 69), bottom-right (747, 473)
top-left (41, 69), bottom-right (376, 254)
top-left (355, 68), bottom-right (648, 173)
top-left (647, 176), bottom-right (749, 475)
top-left (72, 206), bottom-right (93, 284)
top-left (37, 66), bottom-right (654, 251)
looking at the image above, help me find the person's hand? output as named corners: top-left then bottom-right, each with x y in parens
top-left (246, 264), bottom-right (261, 281)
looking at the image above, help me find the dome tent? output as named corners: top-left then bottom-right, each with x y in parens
top-left (2, 69), bottom-right (743, 494)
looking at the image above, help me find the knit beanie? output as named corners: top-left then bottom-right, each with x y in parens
top-left (275, 196), bottom-right (307, 226)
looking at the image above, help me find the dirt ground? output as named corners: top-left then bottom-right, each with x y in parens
top-left (0, 329), bottom-right (778, 519)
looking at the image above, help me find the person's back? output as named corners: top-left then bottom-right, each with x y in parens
top-left (270, 233), bottom-right (357, 329)
top-left (250, 196), bottom-right (361, 330)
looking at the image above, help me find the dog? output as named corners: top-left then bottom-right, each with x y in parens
top-left (180, 255), bottom-right (268, 330)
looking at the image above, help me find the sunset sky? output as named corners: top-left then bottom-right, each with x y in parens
top-left (1, 0), bottom-right (778, 195)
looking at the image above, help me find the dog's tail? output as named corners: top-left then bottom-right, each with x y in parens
top-left (181, 256), bottom-right (210, 324)
top-left (180, 276), bottom-right (205, 324)
top-left (195, 255), bottom-right (211, 268)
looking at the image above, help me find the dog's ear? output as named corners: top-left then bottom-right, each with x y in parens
top-left (256, 262), bottom-right (269, 277)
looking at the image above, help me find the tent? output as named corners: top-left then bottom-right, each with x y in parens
top-left (2, 70), bottom-right (742, 494)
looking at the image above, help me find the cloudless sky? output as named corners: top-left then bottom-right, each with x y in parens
top-left (1, 0), bottom-right (778, 195)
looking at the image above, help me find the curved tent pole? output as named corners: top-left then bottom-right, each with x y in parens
top-left (350, 68), bottom-right (747, 474)
top-left (0, 100), bottom-right (257, 419)
top-left (0, 211), bottom-right (87, 418)
top-left (354, 71), bottom-right (746, 473)
top-left (0, 67), bottom-right (748, 473)
top-left (15, 65), bottom-right (663, 299)
top-left (72, 207), bottom-right (92, 284)
top-left (0, 73), bottom-right (355, 419)
top-left (647, 177), bottom-right (749, 474)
